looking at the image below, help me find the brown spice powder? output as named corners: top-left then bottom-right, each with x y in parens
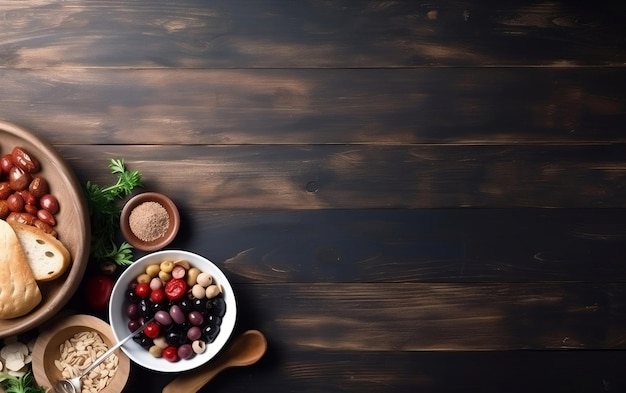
top-left (129, 201), bottom-right (170, 242)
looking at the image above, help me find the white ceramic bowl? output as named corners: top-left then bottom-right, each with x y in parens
top-left (108, 250), bottom-right (237, 373)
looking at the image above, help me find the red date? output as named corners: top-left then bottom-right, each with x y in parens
top-left (33, 218), bottom-right (57, 237)
top-left (9, 166), bottom-right (31, 191)
top-left (6, 211), bottom-right (36, 226)
top-left (28, 175), bottom-right (49, 198)
top-left (1, 145), bottom-right (60, 237)
top-left (12, 146), bottom-right (41, 173)
top-left (7, 193), bottom-right (25, 212)
top-left (37, 209), bottom-right (56, 226)
top-left (0, 154), bottom-right (13, 174)
top-left (0, 200), bottom-right (9, 218)
top-left (24, 204), bottom-right (39, 215)
top-left (0, 182), bottom-right (11, 200)
top-left (39, 194), bottom-right (59, 214)
top-left (19, 190), bottom-right (36, 205)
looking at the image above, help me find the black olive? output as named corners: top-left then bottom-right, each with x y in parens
top-left (133, 334), bottom-right (153, 349)
top-left (179, 298), bottom-right (193, 312)
top-left (126, 289), bottom-right (140, 304)
top-left (179, 321), bottom-right (191, 333)
top-left (192, 298), bottom-right (204, 311)
top-left (165, 330), bottom-right (183, 346)
top-left (151, 301), bottom-right (167, 313)
top-left (138, 299), bottom-right (154, 318)
top-left (203, 299), bottom-right (214, 314)
top-left (211, 297), bottom-right (226, 317)
top-left (205, 314), bottom-right (221, 327)
top-left (202, 324), bottom-right (220, 343)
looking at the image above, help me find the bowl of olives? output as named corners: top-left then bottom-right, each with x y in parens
top-left (108, 250), bottom-right (237, 373)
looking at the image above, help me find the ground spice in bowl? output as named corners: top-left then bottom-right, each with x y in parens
top-left (120, 192), bottom-right (180, 251)
top-left (128, 201), bottom-right (170, 242)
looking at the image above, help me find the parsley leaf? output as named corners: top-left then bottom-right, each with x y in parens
top-left (85, 158), bottom-right (142, 266)
top-left (0, 372), bottom-right (46, 393)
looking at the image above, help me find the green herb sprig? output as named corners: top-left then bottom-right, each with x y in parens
top-left (85, 158), bottom-right (142, 266)
top-left (0, 372), bottom-right (46, 393)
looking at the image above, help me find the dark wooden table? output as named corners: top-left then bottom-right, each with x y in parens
top-left (2, 1), bottom-right (626, 392)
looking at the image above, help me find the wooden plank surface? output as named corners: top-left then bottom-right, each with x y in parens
top-left (1, 68), bottom-right (626, 145)
top-left (237, 283), bottom-right (626, 351)
top-left (1, 1), bottom-right (625, 68)
top-left (53, 144), bottom-right (626, 209)
top-left (2, 0), bottom-right (626, 392)
top-left (123, 349), bottom-right (626, 392)
top-left (165, 209), bottom-right (626, 283)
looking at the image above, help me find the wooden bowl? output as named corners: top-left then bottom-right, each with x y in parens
top-left (32, 314), bottom-right (130, 393)
top-left (0, 119), bottom-right (90, 338)
top-left (120, 192), bottom-right (180, 251)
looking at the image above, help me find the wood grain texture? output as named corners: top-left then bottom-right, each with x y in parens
top-left (155, 209), bottom-right (626, 284)
top-left (1, 68), bottom-right (625, 145)
top-left (227, 283), bottom-right (626, 351)
top-left (54, 144), bottom-right (626, 209)
top-left (124, 349), bottom-right (626, 393)
top-left (1, 0), bottom-right (626, 392)
top-left (1, 1), bottom-right (625, 68)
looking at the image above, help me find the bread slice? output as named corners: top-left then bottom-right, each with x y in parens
top-left (10, 222), bottom-right (72, 282)
top-left (0, 219), bottom-right (42, 319)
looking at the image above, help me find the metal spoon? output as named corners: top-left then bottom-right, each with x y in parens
top-left (55, 318), bottom-right (154, 393)
top-left (162, 329), bottom-right (267, 393)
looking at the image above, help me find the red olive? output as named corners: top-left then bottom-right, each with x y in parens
top-left (162, 346), bottom-right (179, 362)
top-left (39, 193), bottom-right (60, 214)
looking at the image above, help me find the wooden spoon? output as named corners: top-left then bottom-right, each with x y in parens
top-left (162, 330), bottom-right (267, 393)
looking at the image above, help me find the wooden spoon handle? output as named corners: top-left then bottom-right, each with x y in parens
top-left (162, 362), bottom-right (227, 393)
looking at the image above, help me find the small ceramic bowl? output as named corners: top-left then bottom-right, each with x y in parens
top-left (31, 314), bottom-right (130, 393)
top-left (108, 250), bottom-right (237, 373)
top-left (120, 192), bottom-right (180, 252)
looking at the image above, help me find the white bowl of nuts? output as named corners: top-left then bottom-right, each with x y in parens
top-left (108, 250), bottom-right (237, 373)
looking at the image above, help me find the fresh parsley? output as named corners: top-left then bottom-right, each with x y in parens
top-left (85, 158), bottom-right (142, 266)
top-left (0, 372), bottom-right (46, 393)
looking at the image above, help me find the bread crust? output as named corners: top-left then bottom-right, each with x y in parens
top-left (0, 219), bottom-right (42, 319)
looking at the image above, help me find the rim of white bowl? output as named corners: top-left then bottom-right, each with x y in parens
top-left (108, 250), bottom-right (237, 373)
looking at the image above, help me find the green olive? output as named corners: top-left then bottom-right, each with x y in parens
top-left (186, 267), bottom-right (201, 286)
top-left (160, 260), bottom-right (174, 273)
top-left (145, 264), bottom-right (161, 278)
top-left (137, 273), bottom-right (151, 284)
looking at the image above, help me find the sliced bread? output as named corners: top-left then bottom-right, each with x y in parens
top-left (0, 219), bottom-right (42, 319)
top-left (10, 222), bottom-right (72, 281)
